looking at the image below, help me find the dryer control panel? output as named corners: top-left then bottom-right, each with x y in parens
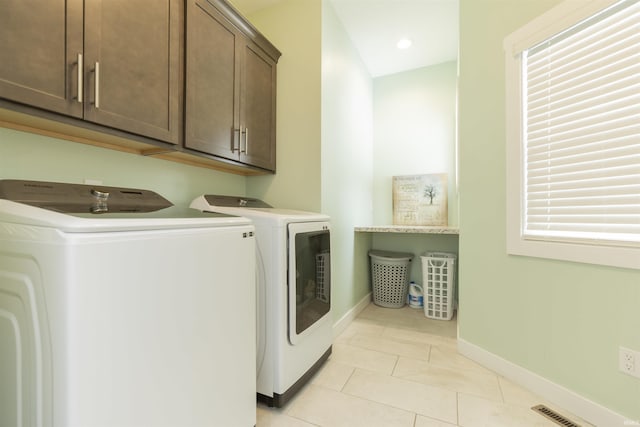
top-left (0, 179), bottom-right (173, 213)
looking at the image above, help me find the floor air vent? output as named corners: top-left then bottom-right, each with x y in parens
top-left (531, 404), bottom-right (581, 427)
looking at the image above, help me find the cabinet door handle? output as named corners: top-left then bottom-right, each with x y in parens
top-left (93, 62), bottom-right (100, 109)
top-left (76, 53), bottom-right (83, 103)
top-left (232, 128), bottom-right (241, 153)
top-left (241, 127), bottom-right (249, 154)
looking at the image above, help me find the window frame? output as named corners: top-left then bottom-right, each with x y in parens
top-left (504, 0), bottom-right (640, 270)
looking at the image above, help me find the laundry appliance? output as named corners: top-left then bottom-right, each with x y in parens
top-left (191, 195), bottom-right (332, 407)
top-left (0, 180), bottom-right (256, 427)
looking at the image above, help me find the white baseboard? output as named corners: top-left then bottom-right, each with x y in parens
top-left (458, 339), bottom-right (631, 427)
top-left (332, 292), bottom-right (371, 339)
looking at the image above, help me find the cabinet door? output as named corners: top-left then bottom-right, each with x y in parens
top-left (83, 0), bottom-right (182, 144)
top-left (185, 0), bottom-right (241, 160)
top-left (240, 42), bottom-right (277, 171)
top-left (0, 0), bottom-right (83, 117)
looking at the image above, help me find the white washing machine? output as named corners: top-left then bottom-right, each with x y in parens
top-left (191, 195), bottom-right (332, 407)
top-left (0, 180), bottom-right (256, 427)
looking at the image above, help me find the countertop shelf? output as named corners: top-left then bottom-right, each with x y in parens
top-left (355, 225), bottom-right (459, 235)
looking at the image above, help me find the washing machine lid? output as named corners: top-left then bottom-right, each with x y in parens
top-left (0, 180), bottom-right (250, 232)
top-left (191, 195), bottom-right (330, 223)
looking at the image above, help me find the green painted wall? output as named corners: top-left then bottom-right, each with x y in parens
top-left (458, 0), bottom-right (640, 419)
top-left (373, 62), bottom-right (459, 227)
top-left (321, 1), bottom-right (374, 323)
top-left (243, 0), bottom-right (323, 212)
top-left (0, 127), bottom-right (245, 204)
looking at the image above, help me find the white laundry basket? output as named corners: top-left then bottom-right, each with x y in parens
top-left (369, 250), bottom-right (413, 308)
top-left (421, 252), bottom-right (456, 320)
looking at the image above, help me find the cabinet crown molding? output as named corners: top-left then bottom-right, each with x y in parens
top-left (205, 0), bottom-right (282, 61)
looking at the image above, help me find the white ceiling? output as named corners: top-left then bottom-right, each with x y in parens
top-left (230, 0), bottom-right (459, 78)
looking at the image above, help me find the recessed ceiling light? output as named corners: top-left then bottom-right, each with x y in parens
top-left (397, 38), bottom-right (412, 49)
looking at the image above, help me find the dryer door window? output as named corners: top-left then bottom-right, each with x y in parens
top-left (287, 221), bottom-right (331, 345)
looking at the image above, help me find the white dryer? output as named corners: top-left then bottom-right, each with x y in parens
top-left (0, 180), bottom-right (256, 427)
top-left (191, 195), bottom-right (332, 407)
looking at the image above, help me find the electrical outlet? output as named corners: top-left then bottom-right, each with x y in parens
top-left (619, 347), bottom-right (640, 378)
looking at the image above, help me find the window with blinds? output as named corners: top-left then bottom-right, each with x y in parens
top-left (504, 0), bottom-right (640, 269)
top-left (522, 0), bottom-right (640, 247)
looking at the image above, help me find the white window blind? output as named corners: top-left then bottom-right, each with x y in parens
top-left (522, 0), bottom-right (640, 247)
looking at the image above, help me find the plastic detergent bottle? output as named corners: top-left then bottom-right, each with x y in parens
top-left (407, 281), bottom-right (423, 308)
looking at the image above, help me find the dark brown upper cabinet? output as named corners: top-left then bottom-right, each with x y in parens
top-left (0, 0), bottom-right (84, 118)
top-left (185, 0), bottom-right (280, 172)
top-left (0, 0), bottom-right (182, 145)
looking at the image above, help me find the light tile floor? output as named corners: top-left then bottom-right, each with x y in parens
top-left (257, 303), bottom-right (593, 427)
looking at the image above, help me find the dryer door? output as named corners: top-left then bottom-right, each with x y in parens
top-left (287, 221), bottom-right (331, 345)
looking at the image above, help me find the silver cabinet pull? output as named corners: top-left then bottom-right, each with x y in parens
top-left (241, 127), bottom-right (248, 154)
top-left (232, 128), bottom-right (241, 152)
top-left (93, 62), bottom-right (100, 109)
top-left (76, 53), bottom-right (83, 103)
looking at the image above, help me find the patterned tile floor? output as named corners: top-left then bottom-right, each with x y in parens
top-left (257, 303), bottom-right (593, 427)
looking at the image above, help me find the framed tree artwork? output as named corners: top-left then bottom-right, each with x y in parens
top-left (392, 174), bottom-right (448, 226)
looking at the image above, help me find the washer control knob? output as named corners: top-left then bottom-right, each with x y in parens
top-left (91, 188), bottom-right (109, 201)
